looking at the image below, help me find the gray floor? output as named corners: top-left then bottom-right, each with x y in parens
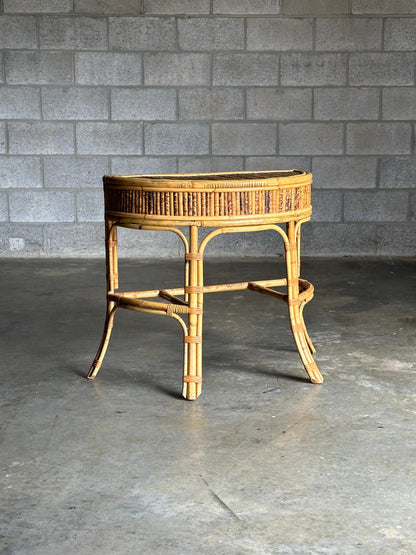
top-left (1, 256), bottom-right (415, 554)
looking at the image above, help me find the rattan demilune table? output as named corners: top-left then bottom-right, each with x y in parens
top-left (87, 170), bottom-right (323, 399)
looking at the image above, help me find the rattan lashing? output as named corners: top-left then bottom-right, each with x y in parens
top-left (87, 170), bottom-right (323, 400)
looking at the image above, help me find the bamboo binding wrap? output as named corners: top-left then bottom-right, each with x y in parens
top-left (103, 170), bottom-right (312, 228)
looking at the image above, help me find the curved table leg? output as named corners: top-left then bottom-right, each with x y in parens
top-left (86, 303), bottom-right (117, 379)
top-left (295, 222), bottom-right (316, 355)
top-left (300, 300), bottom-right (316, 355)
top-left (286, 221), bottom-right (323, 384)
top-left (86, 220), bottom-right (118, 380)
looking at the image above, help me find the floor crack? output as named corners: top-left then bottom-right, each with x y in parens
top-left (201, 476), bottom-right (242, 522)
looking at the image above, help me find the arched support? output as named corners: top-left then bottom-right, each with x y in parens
top-left (198, 223), bottom-right (289, 255)
top-left (199, 221), bottom-right (321, 384)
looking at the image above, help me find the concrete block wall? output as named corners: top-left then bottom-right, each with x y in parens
top-left (0, 0), bottom-right (415, 257)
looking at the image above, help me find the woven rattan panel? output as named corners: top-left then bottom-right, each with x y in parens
top-left (103, 170), bottom-right (312, 227)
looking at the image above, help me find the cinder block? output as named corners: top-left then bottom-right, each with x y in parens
top-left (77, 122), bottom-right (143, 155)
top-left (376, 223), bottom-right (416, 255)
top-left (247, 18), bottom-right (313, 51)
top-left (305, 222), bottom-right (379, 255)
top-left (213, 0), bottom-right (280, 14)
top-left (42, 87), bottom-right (109, 120)
top-left (281, 0), bottom-right (349, 15)
top-left (111, 88), bottom-right (176, 121)
top-left (312, 156), bottom-right (377, 188)
top-left (77, 190), bottom-right (104, 222)
top-left (311, 190), bottom-right (342, 222)
top-left (111, 156), bottom-right (177, 174)
top-left (4, 0), bottom-right (72, 12)
top-left (116, 226), bottom-right (182, 258)
top-left (178, 156), bottom-right (245, 173)
top-left (44, 156), bottom-right (110, 188)
top-left (0, 223), bottom-right (45, 256)
top-left (8, 122), bottom-right (75, 154)
top-left (0, 16), bottom-right (37, 48)
top-left (379, 156), bottom-right (416, 188)
top-left (352, 0), bottom-right (416, 14)
top-left (316, 18), bottom-right (382, 51)
top-left (0, 156), bottom-right (43, 188)
top-left (382, 88), bottom-right (416, 120)
top-left (203, 226), bottom-right (247, 255)
top-left (179, 88), bottom-right (244, 120)
top-left (346, 123), bottom-right (411, 155)
top-left (213, 53), bottom-right (279, 86)
top-left (44, 223), bottom-right (104, 256)
top-left (349, 53), bottom-right (414, 86)
top-left (384, 18), bottom-right (416, 51)
top-left (0, 123), bottom-right (5, 154)
top-left (178, 17), bottom-right (244, 51)
top-left (9, 191), bottom-right (76, 222)
top-left (75, 53), bottom-right (142, 86)
top-left (243, 228), bottom-right (285, 255)
top-left (144, 53), bottom-right (210, 86)
top-left (247, 88), bottom-right (312, 120)
top-left (144, 0), bottom-right (210, 13)
top-left (110, 17), bottom-right (177, 50)
top-left (279, 123), bottom-right (344, 155)
top-left (145, 123), bottom-right (210, 155)
top-left (0, 87), bottom-right (41, 119)
top-left (344, 191), bottom-right (408, 222)
top-left (74, 0), bottom-right (140, 14)
top-left (281, 53), bottom-right (347, 86)
top-left (212, 123), bottom-right (277, 155)
top-left (245, 155), bottom-right (311, 171)
top-left (314, 88), bottom-right (379, 120)
top-left (5, 51), bottom-right (73, 85)
top-left (0, 192), bottom-right (8, 221)
top-left (39, 16), bottom-right (107, 50)
top-left (179, 156), bottom-right (222, 174)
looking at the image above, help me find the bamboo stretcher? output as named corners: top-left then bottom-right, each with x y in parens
top-left (87, 170), bottom-right (323, 400)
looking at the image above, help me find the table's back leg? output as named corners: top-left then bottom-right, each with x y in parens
top-left (86, 221), bottom-right (118, 380)
top-left (286, 221), bottom-right (323, 383)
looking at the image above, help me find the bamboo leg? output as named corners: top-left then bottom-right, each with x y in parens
top-left (184, 245), bottom-right (190, 304)
top-left (86, 221), bottom-right (118, 379)
top-left (196, 247), bottom-right (204, 399)
top-left (300, 301), bottom-right (316, 355)
top-left (294, 222), bottom-right (316, 355)
top-left (182, 225), bottom-right (203, 400)
top-left (86, 304), bottom-right (117, 379)
top-left (285, 221), bottom-right (323, 384)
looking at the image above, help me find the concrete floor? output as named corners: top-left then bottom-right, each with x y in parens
top-left (1, 256), bottom-right (415, 554)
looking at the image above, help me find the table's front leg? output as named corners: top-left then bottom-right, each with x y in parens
top-left (182, 225), bottom-right (203, 400)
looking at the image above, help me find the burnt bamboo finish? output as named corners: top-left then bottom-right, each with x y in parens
top-left (87, 170), bottom-right (323, 400)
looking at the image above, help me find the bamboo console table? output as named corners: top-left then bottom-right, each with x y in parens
top-left (87, 170), bottom-right (323, 400)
